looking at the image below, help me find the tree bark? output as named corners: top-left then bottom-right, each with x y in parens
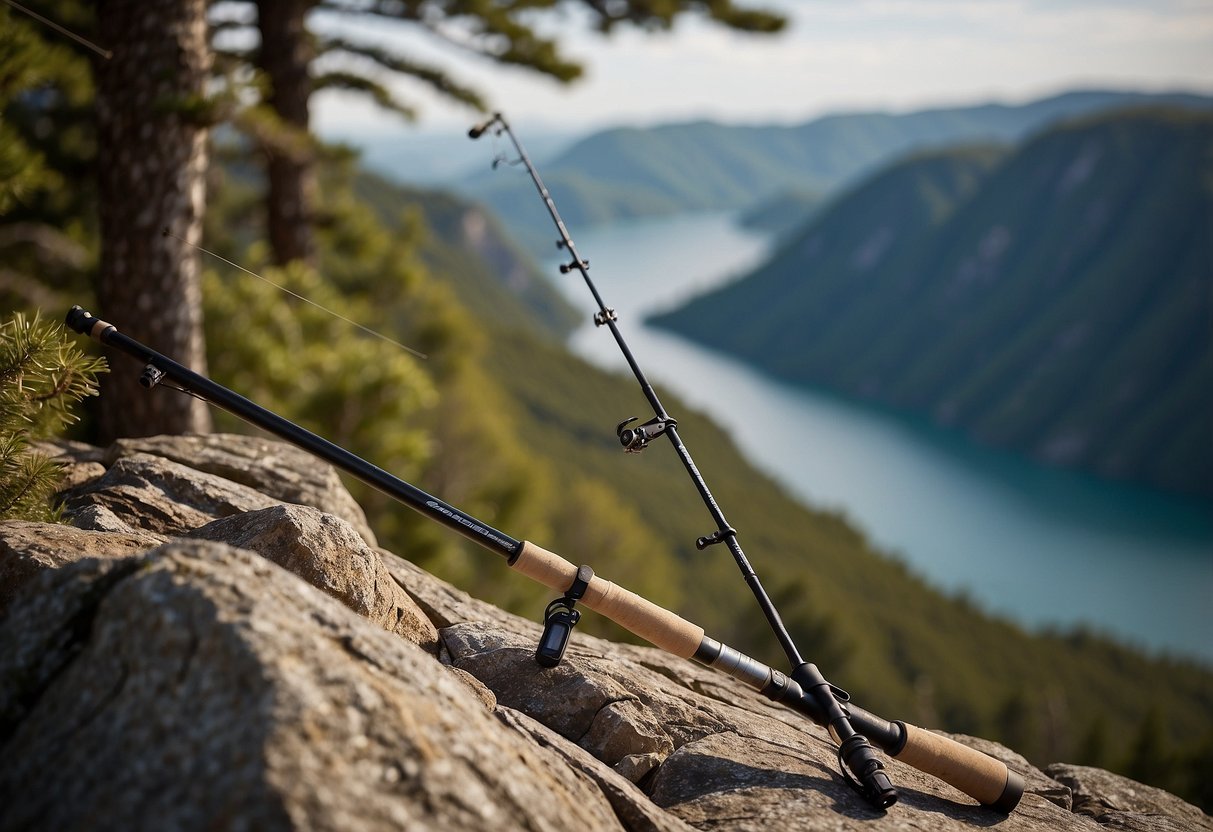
top-left (95, 0), bottom-right (213, 440)
top-left (258, 0), bottom-right (317, 265)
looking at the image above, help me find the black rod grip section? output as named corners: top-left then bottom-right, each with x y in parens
top-left (66, 306), bottom-right (97, 334)
top-left (66, 305), bottom-right (113, 341)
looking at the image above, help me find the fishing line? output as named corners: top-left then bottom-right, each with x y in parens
top-left (2, 0), bottom-right (113, 60)
top-left (162, 228), bottom-right (427, 360)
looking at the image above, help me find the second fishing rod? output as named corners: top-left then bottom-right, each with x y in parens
top-left (468, 113), bottom-right (895, 808)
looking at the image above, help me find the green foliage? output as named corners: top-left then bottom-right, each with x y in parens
top-left (204, 261), bottom-right (437, 469)
top-left (210, 0), bottom-right (783, 122)
top-left (0, 1), bottom-right (98, 315)
top-left (0, 4), bottom-right (89, 206)
top-left (655, 109), bottom-right (1213, 495)
top-left (0, 312), bottom-right (106, 521)
top-left (201, 165), bottom-right (448, 487)
top-left (350, 171), bottom-right (580, 340)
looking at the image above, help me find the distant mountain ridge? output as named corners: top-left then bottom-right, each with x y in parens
top-left (460, 90), bottom-right (1213, 246)
top-left (651, 107), bottom-right (1213, 496)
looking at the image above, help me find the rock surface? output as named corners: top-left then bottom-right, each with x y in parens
top-left (1046, 764), bottom-right (1213, 832)
top-left (0, 521), bottom-right (166, 617)
top-left (105, 434), bottom-right (377, 545)
top-left (1, 434), bottom-right (1207, 831)
top-left (0, 543), bottom-right (627, 831)
top-left (189, 504), bottom-right (437, 649)
top-left (62, 451), bottom-right (281, 535)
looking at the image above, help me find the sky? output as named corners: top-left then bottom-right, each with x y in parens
top-left (312, 0), bottom-right (1213, 138)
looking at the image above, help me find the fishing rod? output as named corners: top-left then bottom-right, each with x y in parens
top-left (468, 113), bottom-right (905, 807)
top-left (66, 305), bottom-right (1023, 814)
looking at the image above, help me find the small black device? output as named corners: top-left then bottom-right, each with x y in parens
top-left (535, 565), bottom-right (593, 667)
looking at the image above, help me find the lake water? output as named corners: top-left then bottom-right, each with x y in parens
top-left (544, 211), bottom-right (1213, 664)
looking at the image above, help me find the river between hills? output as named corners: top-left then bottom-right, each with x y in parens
top-left (543, 210), bottom-right (1213, 664)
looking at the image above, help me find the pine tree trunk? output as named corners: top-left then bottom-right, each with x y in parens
top-left (258, 0), bottom-right (317, 265)
top-left (95, 0), bottom-right (213, 441)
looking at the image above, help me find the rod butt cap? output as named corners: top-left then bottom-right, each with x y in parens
top-left (989, 768), bottom-right (1025, 814)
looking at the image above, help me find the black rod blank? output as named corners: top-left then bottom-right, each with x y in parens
top-left (468, 114), bottom-right (897, 808)
top-left (64, 306), bottom-right (520, 559)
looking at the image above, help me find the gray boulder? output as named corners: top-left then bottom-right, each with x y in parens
top-left (2, 435), bottom-right (1208, 832)
top-left (1046, 764), bottom-right (1213, 831)
top-left (0, 541), bottom-right (631, 831)
top-left (0, 520), bottom-right (166, 617)
top-left (106, 434), bottom-right (376, 545)
top-left (439, 623), bottom-right (1110, 831)
top-left (62, 451), bottom-right (280, 535)
top-left (190, 504), bottom-right (437, 650)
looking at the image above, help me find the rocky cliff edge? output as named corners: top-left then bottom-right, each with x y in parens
top-left (1, 434), bottom-right (1208, 832)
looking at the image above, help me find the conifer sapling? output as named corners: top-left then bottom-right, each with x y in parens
top-left (0, 312), bottom-right (107, 521)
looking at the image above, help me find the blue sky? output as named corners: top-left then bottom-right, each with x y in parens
top-left (313, 0), bottom-right (1213, 135)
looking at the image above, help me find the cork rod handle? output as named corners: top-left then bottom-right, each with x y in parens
top-left (513, 541), bottom-right (704, 658)
top-left (894, 723), bottom-right (1024, 812)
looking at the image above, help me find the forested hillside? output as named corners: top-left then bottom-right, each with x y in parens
top-left (653, 108), bottom-right (1213, 496)
top-left (351, 173), bottom-right (580, 339)
top-left (463, 90), bottom-right (1213, 245)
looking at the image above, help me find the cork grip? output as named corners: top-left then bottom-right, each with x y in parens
top-left (895, 723), bottom-right (1023, 811)
top-left (513, 541), bottom-right (704, 658)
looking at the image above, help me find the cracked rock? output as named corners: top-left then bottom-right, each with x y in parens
top-left (63, 452), bottom-right (280, 536)
top-left (3, 435), bottom-right (1208, 832)
top-left (105, 434), bottom-right (376, 545)
top-left (0, 521), bottom-right (165, 619)
top-left (189, 504), bottom-right (437, 651)
top-left (1046, 764), bottom-right (1213, 831)
top-left (0, 541), bottom-right (627, 831)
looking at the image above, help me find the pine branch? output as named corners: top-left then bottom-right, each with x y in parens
top-left (311, 71), bottom-right (419, 120)
top-left (0, 312), bottom-right (107, 439)
top-left (0, 312), bottom-right (105, 522)
top-left (0, 440), bottom-right (63, 522)
top-left (419, 5), bottom-right (582, 82)
top-left (582, 0), bottom-right (785, 33)
top-left (269, 0), bottom-right (783, 126)
top-left (317, 0), bottom-right (582, 82)
top-left (232, 103), bottom-right (322, 163)
top-left (316, 37), bottom-right (487, 110)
